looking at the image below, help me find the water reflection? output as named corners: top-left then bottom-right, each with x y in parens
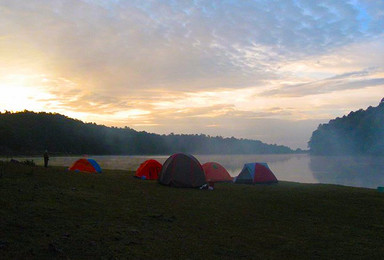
top-left (309, 156), bottom-right (384, 189)
top-left (265, 154), bottom-right (318, 184)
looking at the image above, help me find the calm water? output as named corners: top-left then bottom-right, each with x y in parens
top-left (10, 154), bottom-right (384, 189)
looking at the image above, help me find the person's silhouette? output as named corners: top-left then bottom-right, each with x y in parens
top-left (43, 150), bottom-right (49, 167)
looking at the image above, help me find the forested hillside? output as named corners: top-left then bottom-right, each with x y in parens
top-left (309, 98), bottom-right (384, 155)
top-left (0, 111), bottom-right (294, 155)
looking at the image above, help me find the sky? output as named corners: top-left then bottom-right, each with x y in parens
top-left (0, 0), bottom-right (383, 149)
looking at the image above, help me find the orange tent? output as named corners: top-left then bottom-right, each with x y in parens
top-left (135, 159), bottom-right (162, 180)
top-left (69, 158), bottom-right (102, 173)
top-left (202, 162), bottom-right (233, 182)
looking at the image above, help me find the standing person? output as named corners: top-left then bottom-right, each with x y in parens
top-left (43, 150), bottom-right (49, 167)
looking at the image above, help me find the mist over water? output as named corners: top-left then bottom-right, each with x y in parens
top-left (309, 156), bottom-right (384, 188)
top-left (10, 154), bottom-right (384, 189)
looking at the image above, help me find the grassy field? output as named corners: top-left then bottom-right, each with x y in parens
top-left (1, 162), bottom-right (384, 259)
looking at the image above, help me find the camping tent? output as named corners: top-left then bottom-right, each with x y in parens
top-left (135, 159), bottom-right (162, 180)
top-left (69, 158), bottom-right (102, 173)
top-left (202, 162), bottom-right (233, 182)
top-left (234, 163), bottom-right (277, 184)
top-left (159, 153), bottom-right (206, 188)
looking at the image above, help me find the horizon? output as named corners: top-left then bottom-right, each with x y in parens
top-left (2, 103), bottom-right (379, 151)
top-left (0, 108), bottom-right (307, 149)
top-left (1, 1), bottom-right (383, 149)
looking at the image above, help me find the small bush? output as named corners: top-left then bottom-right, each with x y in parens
top-left (22, 160), bottom-right (36, 167)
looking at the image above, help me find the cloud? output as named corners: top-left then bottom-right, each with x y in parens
top-left (262, 67), bottom-right (384, 97)
top-left (1, 0), bottom-right (383, 93)
top-left (1, 0), bottom-right (384, 149)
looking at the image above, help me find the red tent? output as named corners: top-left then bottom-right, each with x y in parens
top-left (135, 159), bottom-right (162, 180)
top-left (69, 158), bottom-right (102, 173)
top-left (202, 162), bottom-right (233, 182)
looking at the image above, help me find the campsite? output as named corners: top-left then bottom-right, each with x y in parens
top-left (1, 160), bottom-right (384, 259)
top-left (2, 1), bottom-right (384, 259)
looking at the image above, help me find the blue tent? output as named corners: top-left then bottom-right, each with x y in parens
top-left (234, 163), bottom-right (277, 184)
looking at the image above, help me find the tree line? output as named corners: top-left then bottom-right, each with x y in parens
top-left (308, 98), bottom-right (384, 155)
top-left (0, 111), bottom-right (296, 156)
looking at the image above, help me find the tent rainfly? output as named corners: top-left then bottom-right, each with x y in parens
top-left (135, 159), bottom-right (162, 180)
top-left (234, 163), bottom-right (277, 184)
top-left (159, 153), bottom-right (206, 188)
top-left (69, 158), bottom-right (102, 173)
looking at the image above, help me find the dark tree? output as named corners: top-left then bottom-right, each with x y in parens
top-left (308, 98), bottom-right (384, 155)
top-left (0, 111), bottom-right (295, 156)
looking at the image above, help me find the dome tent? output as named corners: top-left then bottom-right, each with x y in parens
top-left (202, 162), bottom-right (233, 182)
top-left (159, 153), bottom-right (206, 188)
top-left (234, 163), bottom-right (277, 184)
top-left (135, 159), bottom-right (162, 180)
top-left (69, 158), bottom-right (102, 173)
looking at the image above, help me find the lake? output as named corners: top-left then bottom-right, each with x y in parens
top-left (9, 154), bottom-right (384, 189)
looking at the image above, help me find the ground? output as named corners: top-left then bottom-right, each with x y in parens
top-left (1, 162), bottom-right (384, 259)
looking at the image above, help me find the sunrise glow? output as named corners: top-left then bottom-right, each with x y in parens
top-left (1, 1), bottom-right (383, 148)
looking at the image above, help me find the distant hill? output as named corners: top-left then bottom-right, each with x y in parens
top-left (0, 111), bottom-right (295, 156)
top-left (308, 98), bottom-right (384, 155)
